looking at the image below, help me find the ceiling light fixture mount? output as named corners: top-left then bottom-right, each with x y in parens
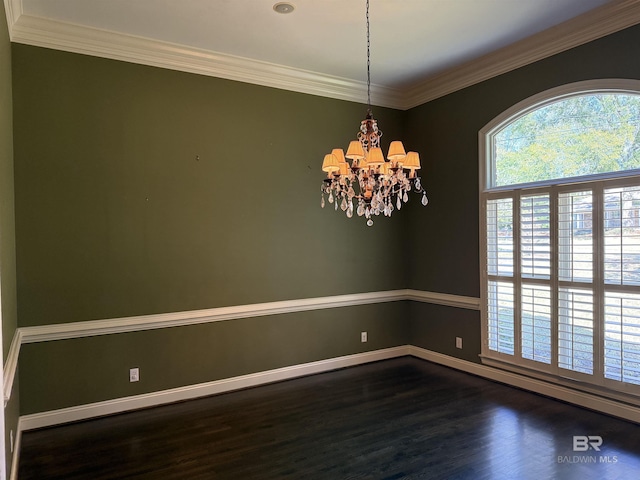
top-left (273, 3), bottom-right (295, 14)
top-left (320, 0), bottom-right (428, 226)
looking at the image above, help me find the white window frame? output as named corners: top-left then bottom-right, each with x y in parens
top-left (479, 79), bottom-right (640, 403)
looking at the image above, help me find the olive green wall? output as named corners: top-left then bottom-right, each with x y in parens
top-left (11, 21), bottom-right (640, 420)
top-left (405, 23), bottom-right (640, 363)
top-left (12, 44), bottom-right (410, 414)
top-left (0, 0), bottom-right (17, 360)
top-left (20, 302), bottom-right (409, 414)
top-left (1, 1), bottom-right (19, 477)
top-left (12, 45), bottom-right (407, 327)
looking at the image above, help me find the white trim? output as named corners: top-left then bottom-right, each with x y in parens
top-left (2, 330), bottom-right (21, 406)
top-left (479, 79), bottom-right (640, 193)
top-left (2, 0), bottom-right (21, 37)
top-left (478, 82), bottom-right (640, 403)
top-left (18, 289), bottom-right (480, 344)
top-left (405, 289), bottom-right (480, 310)
top-left (8, 14), bottom-right (404, 109)
top-left (480, 354), bottom-right (640, 410)
top-left (8, 419), bottom-right (21, 480)
top-left (1, 289), bottom-right (479, 407)
top-left (19, 346), bottom-right (410, 431)
top-left (403, 0), bottom-right (640, 108)
top-left (17, 345), bottom-right (640, 432)
top-left (6, 1), bottom-right (640, 109)
top-left (19, 290), bottom-right (411, 343)
top-left (408, 346), bottom-right (640, 423)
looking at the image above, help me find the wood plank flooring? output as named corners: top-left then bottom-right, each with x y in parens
top-left (18, 357), bottom-right (640, 479)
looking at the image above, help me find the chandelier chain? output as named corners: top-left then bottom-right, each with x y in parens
top-left (320, 0), bottom-right (428, 226)
top-left (366, 0), bottom-right (371, 109)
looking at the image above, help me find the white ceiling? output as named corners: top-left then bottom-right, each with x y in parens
top-left (6, 0), bottom-right (640, 108)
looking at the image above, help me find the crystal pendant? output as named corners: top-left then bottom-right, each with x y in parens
top-left (357, 203), bottom-right (365, 216)
top-left (422, 193), bottom-right (429, 206)
top-left (341, 197), bottom-right (347, 211)
top-left (396, 196), bottom-right (402, 210)
top-left (335, 200), bottom-right (338, 210)
top-left (328, 192), bottom-right (334, 203)
top-left (415, 178), bottom-right (421, 190)
top-left (346, 204), bottom-right (353, 218)
top-left (367, 218), bottom-right (374, 227)
top-left (321, 195), bottom-right (325, 208)
top-left (403, 191), bottom-right (409, 202)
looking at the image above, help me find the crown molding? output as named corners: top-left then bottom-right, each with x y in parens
top-left (6, 1), bottom-right (640, 110)
top-left (9, 13), bottom-right (405, 109)
top-left (402, 0), bottom-right (640, 108)
top-left (2, 0), bottom-right (21, 33)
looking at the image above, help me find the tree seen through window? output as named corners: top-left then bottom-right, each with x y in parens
top-left (494, 95), bottom-right (640, 186)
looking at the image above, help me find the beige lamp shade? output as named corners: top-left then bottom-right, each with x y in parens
top-left (366, 147), bottom-right (385, 166)
top-left (332, 148), bottom-right (347, 164)
top-left (387, 141), bottom-right (406, 161)
top-left (346, 140), bottom-right (365, 160)
top-left (322, 153), bottom-right (340, 173)
top-left (403, 151), bottom-right (421, 170)
top-left (379, 162), bottom-right (391, 175)
top-left (339, 162), bottom-right (349, 176)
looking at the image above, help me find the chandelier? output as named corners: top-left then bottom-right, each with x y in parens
top-left (320, 0), bottom-right (428, 226)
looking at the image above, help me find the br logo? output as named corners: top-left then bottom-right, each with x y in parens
top-left (573, 435), bottom-right (603, 452)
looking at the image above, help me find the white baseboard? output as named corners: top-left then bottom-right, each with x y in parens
top-left (19, 346), bottom-right (410, 431)
top-left (13, 345), bottom-right (640, 478)
top-left (4, 289), bottom-right (480, 408)
top-left (408, 346), bottom-right (640, 424)
top-left (20, 345), bottom-right (640, 431)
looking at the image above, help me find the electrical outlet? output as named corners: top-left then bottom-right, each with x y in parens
top-left (130, 367), bottom-right (140, 382)
top-left (361, 331), bottom-right (368, 343)
top-left (456, 337), bottom-right (463, 349)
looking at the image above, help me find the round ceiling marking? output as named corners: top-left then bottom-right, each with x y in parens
top-left (273, 3), bottom-right (295, 14)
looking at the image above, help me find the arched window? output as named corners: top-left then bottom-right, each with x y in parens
top-left (479, 80), bottom-right (640, 398)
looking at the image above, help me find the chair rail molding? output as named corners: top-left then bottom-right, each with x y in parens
top-left (3, 288), bottom-right (479, 405)
top-left (17, 289), bottom-right (479, 345)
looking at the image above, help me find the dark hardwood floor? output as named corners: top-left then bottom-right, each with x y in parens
top-left (18, 357), bottom-right (640, 479)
